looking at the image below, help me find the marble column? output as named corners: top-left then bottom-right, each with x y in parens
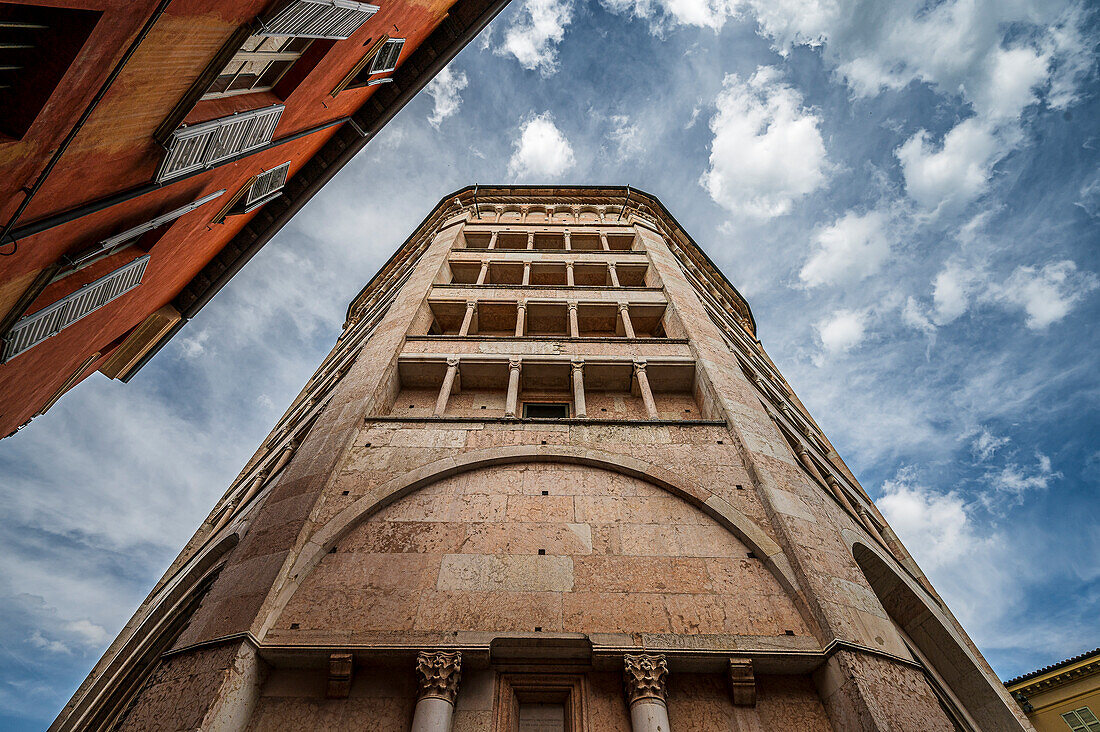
top-left (458, 301), bottom-right (476, 336)
top-left (411, 651), bottom-right (462, 732)
top-left (619, 303), bottom-right (636, 338)
top-left (566, 262), bottom-right (575, 286)
top-left (564, 231), bottom-right (572, 250)
top-left (608, 262), bottom-right (620, 287)
top-left (487, 231), bottom-right (498, 249)
top-left (600, 232), bottom-right (610, 251)
top-left (522, 261), bottom-right (532, 285)
top-left (505, 358), bottom-right (521, 417)
top-left (527, 232), bottom-right (535, 250)
top-left (634, 360), bottom-right (659, 419)
top-left (624, 653), bottom-right (670, 732)
top-left (476, 261), bottom-right (489, 285)
top-left (434, 359), bottom-right (459, 417)
top-left (568, 302), bottom-right (579, 338)
top-left (514, 301), bottom-right (527, 337)
top-left (571, 360), bottom-right (586, 418)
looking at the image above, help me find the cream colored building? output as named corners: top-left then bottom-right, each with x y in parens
top-left (53, 186), bottom-right (1033, 731)
top-left (1007, 649), bottom-right (1100, 732)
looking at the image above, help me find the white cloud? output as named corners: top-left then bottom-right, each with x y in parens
top-left (987, 453), bottom-right (1060, 497)
top-left (177, 329), bottom-right (210, 359)
top-left (496, 0), bottom-right (573, 76)
top-left (991, 260), bottom-right (1098, 330)
top-left (815, 309), bottom-right (867, 355)
top-left (880, 473), bottom-right (984, 572)
top-left (701, 67), bottom-right (829, 219)
top-left (608, 115), bottom-right (644, 158)
top-left (425, 67), bottom-right (469, 128)
top-left (507, 112), bottom-right (576, 179)
top-left (600, 0), bottom-right (737, 32)
top-left (895, 119), bottom-right (1001, 213)
top-left (799, 209), bottom-right (891, 287)
top-left (931, 261), bottom-right (980, 325)
top-left (971, 429), bottom-right (1009, 461)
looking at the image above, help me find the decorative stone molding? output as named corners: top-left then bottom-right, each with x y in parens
top-left (415, 651), bottom-right (462, 703)
top-left (326, 652), bottom-right (354, 698)
top-left (727, 659), bottom-right (756, 706)
top-left (623, 653), bottom-right (668, 705)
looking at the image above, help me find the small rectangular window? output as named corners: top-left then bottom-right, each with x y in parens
top-left (259, 0), bottom-right (380, 39)
top-left (1063, 708), bottom-right (1100, 732)
top-left (2, 255), bottom-right (150, 362)
top-left (203, 35), bottom-right (312, 99)
top-left (523, 403), bottom-right (569, 419)
top-left (157, 105), bottom-right (284, 182)
top-left (518, 702), bottom-right (565, 731)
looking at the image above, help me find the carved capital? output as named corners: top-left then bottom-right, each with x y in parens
top-left (509, 357), bottom-right (522, 372)
top-left (623, 653), bottom-right (668, 705)
top-left (415, 651), bottom-right (462, 704)
top-left (446, 357), bottom-right (460, 369)
top-left (727, 659), bottom-right (756, 706)
top-left (618, 302), bottom-right (631, 312)
top-left (633, 359), bottom-right (648, 373)
top-left (571, 359), bottom-right (585, 374)
top-left (567, 301), bottom-right (578, 312)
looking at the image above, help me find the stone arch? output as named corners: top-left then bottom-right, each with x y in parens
top-left (258, 445), bottom-right (806, 638)
top-left (55, 533), bottom-right (240, 731)
top-left (526, 206), bottom-right (548, 222)
top-left (846, 535), bottom-right (1026, 730)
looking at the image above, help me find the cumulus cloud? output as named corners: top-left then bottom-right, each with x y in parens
top-left (815, 309), bottom-right (867, 356)
top-left (799, 209), bottom-right (891, 287)
top-left (906, 259), bottom-right (1096, 332)
top-left (507, 112), bottom-right (576, 179)
top-left (895, 119), bottom-right (1002, 213)
top-left (496, 0), bottom-right (573, 76)
top-left (991, 260), bottom-right (1099, 330)
top-left (425, 67), bottom-right (469, 128)
top-left (701, 67), bottom-right (828, 219)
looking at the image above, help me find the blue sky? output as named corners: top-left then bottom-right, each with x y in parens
top-left (1, 0), bottom-right (1098, 727)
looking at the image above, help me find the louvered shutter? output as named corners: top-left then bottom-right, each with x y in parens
top-left (3, 255), bottom-right (151, 362)
top-left (261, 0), bottom-right (380, 40)
top-left (247, 162), bottom-right (291, 206)
top-left (370, 38), bottom-right (404, 73)
top-left (158, 106), bottom-right (284, 182)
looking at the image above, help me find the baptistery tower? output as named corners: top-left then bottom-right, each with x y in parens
top-left (53, 186), bottom-right (1031, 731)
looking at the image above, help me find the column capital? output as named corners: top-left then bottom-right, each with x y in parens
top-left (633, 359), bottom-right (648, 372)
top-left (623, 653), bottom-right (668, 705)
top-left (415, 651), bottom-right (462, 704)
top-left (465, 300), bottom-right (478, 310)
top-left (570, 359), bottom-right (585, 373)
top-left (567, 301), bottom-right (578, 311)
top-left (618, 301), bottom-right (631, 312)
top-left (508, 357), bottom-right (522, 371)
top-left (516, 300), bottom-right (527, 311)
top-left (446, 357), bottom-right (460, 368)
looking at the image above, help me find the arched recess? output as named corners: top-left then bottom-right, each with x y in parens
top-left (257, 445), bottom-right (808, 639)
top-left (51, 533), bottom-right (240, 732)
top-left (846, 536), bottom-right (1027, 731)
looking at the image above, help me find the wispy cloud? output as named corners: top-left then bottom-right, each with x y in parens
top-left (508, 112), bottom-right (576, 179)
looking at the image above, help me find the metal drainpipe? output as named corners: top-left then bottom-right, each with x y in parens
top-left (0, 0), bottom-right (176, 254)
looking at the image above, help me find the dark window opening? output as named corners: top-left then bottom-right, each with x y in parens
top-left (0, 4), bottom-right (100, 140)
top-left (523, 402), bottom-right (569, 419)
top-left (203, 35), bottom-right (313, 99)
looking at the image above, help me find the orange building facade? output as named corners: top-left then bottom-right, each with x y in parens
top-left (0, 0), bottom-right (509, 438)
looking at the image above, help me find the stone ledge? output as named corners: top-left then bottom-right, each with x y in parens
top-left (364, 417), bottom-right (726, 426)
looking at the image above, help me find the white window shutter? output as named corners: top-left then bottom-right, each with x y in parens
top-left (3, 255), bottom-right (151, 362)
top-left (247, 162), bottom-right (291, 206)
top-left (261, 0), bottom-right (380, 40)
top-left (370, 38), bottom-right (404, 74)
top-left (158, 106), bottom-right (284, 182)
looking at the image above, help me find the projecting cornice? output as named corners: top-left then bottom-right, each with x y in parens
top-left (344, 185), bottom-right (757, 337)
